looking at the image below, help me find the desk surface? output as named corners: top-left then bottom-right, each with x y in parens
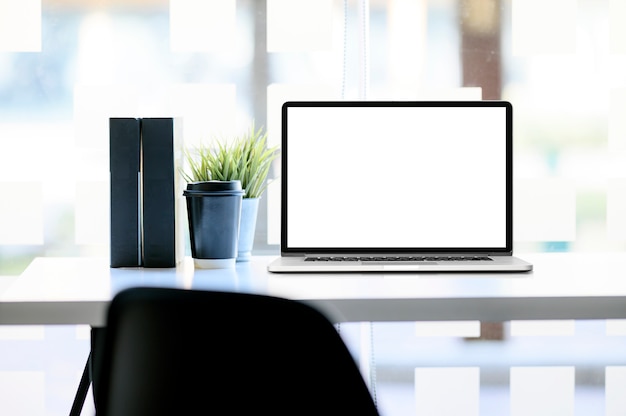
top-left (1, 252), bottom-right (626, 326)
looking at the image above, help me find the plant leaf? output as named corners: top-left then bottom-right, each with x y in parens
top-left (180, 122), bottom-right (280, 198)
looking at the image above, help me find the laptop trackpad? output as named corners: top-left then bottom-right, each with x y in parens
top-left (380, 261), bottom-right (438, 271)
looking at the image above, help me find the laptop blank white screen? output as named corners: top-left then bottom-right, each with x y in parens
top-left (284, 103), bottom-right (509, 250)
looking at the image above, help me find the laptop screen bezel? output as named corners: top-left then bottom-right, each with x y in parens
top-left (280, 100), bottom-right (513, 256)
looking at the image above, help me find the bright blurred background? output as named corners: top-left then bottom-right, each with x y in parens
top-left (2, 0), bottom-right (626, 274)
top-left (2, 1), bottom-right (626, 415)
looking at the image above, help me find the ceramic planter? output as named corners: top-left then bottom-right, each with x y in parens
top-left (237, 198), bottom-right (260, 262)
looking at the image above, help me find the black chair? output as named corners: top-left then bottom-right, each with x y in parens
top-left (94, 287), bottom-right (380, 415)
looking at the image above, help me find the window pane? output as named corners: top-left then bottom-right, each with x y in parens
top-left (0, 0), bottom-right (41, 52)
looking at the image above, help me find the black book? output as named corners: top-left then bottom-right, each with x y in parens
top-left (141, 118), bottom-right (184, 268)
top-left (109, 118), bottom-right (142, 267)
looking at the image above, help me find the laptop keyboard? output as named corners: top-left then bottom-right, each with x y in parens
top-left (305, 256), bottom-right (493, 262)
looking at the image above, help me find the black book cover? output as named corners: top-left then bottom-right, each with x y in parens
top-left (141, 118), bottom-right (184, 268)
top-left (109, 118), bottom-right (142, 267)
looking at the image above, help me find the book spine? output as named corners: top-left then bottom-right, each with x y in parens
top-left (109, 118), bottom-right (142, 267)
top-left (141, 118), bottom-right (183, 267)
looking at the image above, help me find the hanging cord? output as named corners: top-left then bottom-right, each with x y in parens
top-left (369, 321), bottom-right (378, 407)
top-left (341, 0), bottom-right (369, 100)
top-left (358, 0), bottom-right (369, 100)
top-left (341, 0), bottom-right (348, 100)
top-left (334, 322), bottom-right (377, 407)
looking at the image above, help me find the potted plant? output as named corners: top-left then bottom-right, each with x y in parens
top-left (181, 123), bottom-right (279, 261)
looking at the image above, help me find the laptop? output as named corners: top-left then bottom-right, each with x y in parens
top-left (267, 100), bottom-right (533, 273)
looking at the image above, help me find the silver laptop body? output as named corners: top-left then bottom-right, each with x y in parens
top-left (268, 100), bottom-right (532, 273)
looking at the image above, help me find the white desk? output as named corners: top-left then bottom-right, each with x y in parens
top-left (2, 252), bottom-right (626, 326)
top-left (3, 252), bottom-right (626, 416)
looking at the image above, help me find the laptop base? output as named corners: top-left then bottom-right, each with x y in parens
top-left (268, 255), bottom-right (533, 273)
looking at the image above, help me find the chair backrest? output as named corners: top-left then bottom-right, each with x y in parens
top-left (95, 287), bottom-right (380, 416)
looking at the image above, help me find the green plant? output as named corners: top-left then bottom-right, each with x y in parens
top-left (181, 123), bottom-right (279, 198)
